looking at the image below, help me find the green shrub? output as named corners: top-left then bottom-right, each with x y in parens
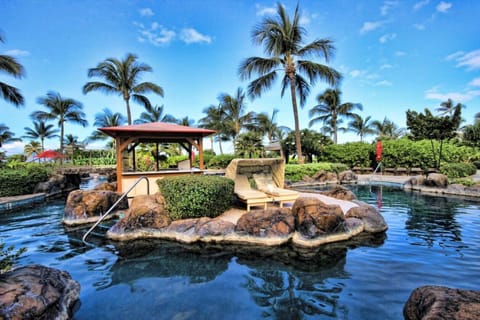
top-left (450, 178), bottom-right (477, 187)
top-left (285, 162), bottom-right (347, 182)
top-left (206, 154), bottom-right (236, 169)
top-left (157, 175), bottom-right (234, 220)
top-left (473, 161), bottom-right (480, 169)
top-left (440, 162), bottom-right (477, 179)
top-left (1, 241), bottom-right (26, 274)
top-left (319, 142), bottom-right (373, 168)
top-left (0, 164), bottom-right (52, 197)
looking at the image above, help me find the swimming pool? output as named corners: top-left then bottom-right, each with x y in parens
top-left (1, 183), bottom-right (479, 319)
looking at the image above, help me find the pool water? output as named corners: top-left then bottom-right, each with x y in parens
top-left (1, 183), bottom-right (479, 319)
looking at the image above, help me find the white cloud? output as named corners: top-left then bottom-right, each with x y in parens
top-left (379, 33), bottom-right (397, 43)
top-left (395, 51), bottom-right (407, 56)
top-left (413, 23), bottom-right (425, 30)
top-left (139, 8), bottom-right (154, 17)
top-left (180, 28), bottom-right (212, 44)
top-left (447, 49), bottom-right (480, 70)
top-left (349, 69), bottom-right (363, 78)
top-left (375, 80), bottom-right (392, 86)
top-left (4, 49), bottom-right (30, 57)
top-left (360, 21), bottom-right (384, 34)
top-left (381, 1), bottom-right (398, 16)
top-left (255, 4), bottom-right (276, 16)
top-left (3, 141), bottom-right (24, 155)
top-left (380, 63), bottom-right (393, 70)
top-left (469, 78), bottom-right (480, 87)
top-left (436, 1), bottom-right (452, 13)
top-left (425, 87), bottom-right (480, 102)
top-left (413, 0), bottom-right (430, 11)
top-left (135, 22), bottom-right (176, 46)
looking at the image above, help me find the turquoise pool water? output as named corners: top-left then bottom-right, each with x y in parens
top-left (1, 183), bottom-right (479, 319)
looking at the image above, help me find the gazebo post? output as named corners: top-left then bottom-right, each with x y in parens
top-left (199, 138), bottom-right (204, 170)
top-left (115, 137), bottom-right (124, 193)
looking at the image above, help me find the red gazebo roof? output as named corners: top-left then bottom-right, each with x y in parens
top-left (99, 122), bottom-right (216, 139)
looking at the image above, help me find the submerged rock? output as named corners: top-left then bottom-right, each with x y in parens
top-left (0, 264), bottom-right (80, 320)
top-left (324, 185), bottom-right (357, 201)
top-left (346, 201), bottom-right (388, 233)
top-left (404, 285), bottom-right (480, 320)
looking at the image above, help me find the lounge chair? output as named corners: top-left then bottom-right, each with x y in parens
top-left (234, 174), bottom-right (272, 211)
top-left (253, 173), bottom-right (299, 207)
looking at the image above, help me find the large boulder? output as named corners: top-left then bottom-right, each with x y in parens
top-left (406, 175), bottom-right (425, 187)
top-left (195, 218), bottom-right (235, 237)
top-left (235, 208), bottom-right (295, 238)
top-left (346, 201), bottom-right (388, 233)
top-left (33, 174), bottom-right (80, 195)
top-left (291, 197), bottom-right (346, 239)
top-left (338, 170), bottom-right (357, 183)
top-left (94, 181), bottom-right (117, 191)
top-left (0, 264), bottom-right (80, 320)
top-left (111, 194), bottom-right (171, 232)
top-left (404, 285), bottom-right (480, 320)
top-left (324, 185), bottom-right (357, 201)
top-left (63, 189), bottom-right (128, 221)
top-left (424, 173), bottom-right (449, 188)
top-left (312, 170), bottom-right (338, 183)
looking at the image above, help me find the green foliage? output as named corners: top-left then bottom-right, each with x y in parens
top-left (157, 175), bottom-right (234, 220)
top-left (0, 163), bottom-right (52, 196)
top-left (440, 162), bottom-right (477, 179)
top-left (282, 129), bottom-right (332, 163)
top-left (450, 178), bottom-right (477, 187)
top-left (1, 240), bottom-right (26, 273)
top-left (206, 154), bottom-right (236, 169)
top-left (318, 142), bottom-right (372, 168)
top-left (285, 162), bottom-right (347, 182)
top-left (462, 122), bottom-right (480, 147)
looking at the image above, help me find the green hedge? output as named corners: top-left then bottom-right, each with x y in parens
top-left (0, 164), bottom-right (52, 197)
top-left (206, 154), bottom-right (236, 169)
top-left (285, 162), bottom-right (348, 182)
top-left (157, 175), bottom-right (234, 220)
top-left (440, 162), bottom-right (477, 179)
top-left (318, 142), bottom-right (373, 168)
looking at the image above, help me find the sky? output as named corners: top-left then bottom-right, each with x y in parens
top-left (1, 0), bottom-right (479, 155)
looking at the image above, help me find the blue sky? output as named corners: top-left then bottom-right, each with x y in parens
top-left (1, 0), bottom-right (479, 155)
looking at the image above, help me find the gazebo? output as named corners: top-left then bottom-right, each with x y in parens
top-left (99, 122), bottom-right (215, 195)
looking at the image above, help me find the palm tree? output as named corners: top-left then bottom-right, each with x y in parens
top-left (83, 53), bottom-right (164, 125)
top-left (218, 87), bottom-right (255, 146)
top-left (31, 91), bottom-right (88, 158)
top-left (198, 104), bottom-right (229, 154)
top-left (308, 88), bottom-right (362, 144)
top-left (436, 99), bottom-right (464, 116)
top-left (0, 123), bottom-right (20, 147)
top-left (175, 116), bottom-right (195, 127)
top-left (23, 120), bottom-right (59, 152)
top-left (64, 134), bottom-right (84, 161)
top-left (348, 114), bottom-right (375, 142)
top-left (253, 108), bottom-right (282, 143)
top-left (371, 117), bottom-right (405, 139)
top-left (235, 131), bottom-right (264, 158)
top-left (0, 34), bottom-right (25, 107)
top-left (89, 107), bottom-right (126, 142)
top-left (23, 140), bottom-right (41, 159)
top-left (239, 3), bottom-right (341, 164)
top-left (134, 104), bottom-right (175, 124)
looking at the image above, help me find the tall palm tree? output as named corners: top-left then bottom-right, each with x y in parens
top-left (176, 116), bottom-right (195, 127)
top-left (199, 104), bottom-right (229, 154)
top-left (31, 91), bottom-right (88, 158)
top-left (64, 134), bottom-right (84, 160)
top-left (235, 131), bottom-right (264, 158)
top-left (83, 53), bottom-right (164, 125)
top-left (0, 34), bottom-right (25, 107)
top-left (23, 140), bottom-right (41, 159)
top-left (253, 108), bottom-right (282, 143)
top-left (0, 123), bottom-right (20, 147)
top-left (348, 114), bottom-right (375, 142)
top-left (89, 107), bottom-right (126, 142)
top-left (239, 3), bottom-right (341, 164)
top-left (218, 87), bottom-right (255, 146)
top-left (308, 88), bottom-right (362, 144)
top-left (371, 117), bottom-right (405, 139)
top-left (23, 120), bottom-right (59, 152)
top-left (436, 99), bottom-right (464, 116)
top-left (134, 104), bottom-right (175, 124)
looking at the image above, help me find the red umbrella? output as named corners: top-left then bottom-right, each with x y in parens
top-left (35, 150), bottom-right (65, 159)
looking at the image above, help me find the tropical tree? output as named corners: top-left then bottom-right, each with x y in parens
top-left (235, 131), bottom-right (264, 158)
top-left (0, 123), bottom-right (20, 148)
top-left (23, 120), bottom-right (59, 152)
top-left (198, 104), bottom-right (229, 154)
top-left (252, 108), bottom-right (286, 143)
top-left (218, 87), bottom-right (255, 146)
top-left (31, 91), bottom-right (88, 158)
top-left (64, 134), bottom-right (85, 160)
top-left (281, 129), bottom-right (332, 163)
top-left (175, 116), bottom-right (195, 127)
top-left (371, 117), bottom-right (405, 140)
top-left (308, 88), bottom-right (362, 144)
top-left (239, 3), bottom-right (341, 163)
top-left (83, 53), bottom-right (164, 125)
top-left (23, 140), bottom-right (41, 159)
top-left (347, 114), bottom-right (375, 142)
top-left (134, 104), bottom-right (175, 124)
top-left (0, 34), bottom-right (25, 107)
top-left (436, 99), bottom-right (464, 116)
top-left (89, 107), bottom-right (126, 145)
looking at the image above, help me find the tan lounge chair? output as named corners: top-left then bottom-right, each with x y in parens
top-left (234, 174), bottom-right (272, 211)
top-left (253, 173), bottom-right (299, 207)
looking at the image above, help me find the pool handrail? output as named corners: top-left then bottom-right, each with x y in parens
top-left (82, 175), bottom-right (150, 245)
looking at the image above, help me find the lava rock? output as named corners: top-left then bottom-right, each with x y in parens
top-left (235, 208), bottom-right (295, 238)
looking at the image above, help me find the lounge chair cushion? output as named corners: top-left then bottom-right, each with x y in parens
top-left (253, 173), bottom-right (298, 197)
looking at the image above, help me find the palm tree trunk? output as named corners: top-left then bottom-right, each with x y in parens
top-left (290, 81), bottom-right (304, 164)
top-left (60, 121), bottom-right (64, 165)
top-left (125, 98), bottom-right (132, 125)
top-left (218, 140), bottom-right (224, 155)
